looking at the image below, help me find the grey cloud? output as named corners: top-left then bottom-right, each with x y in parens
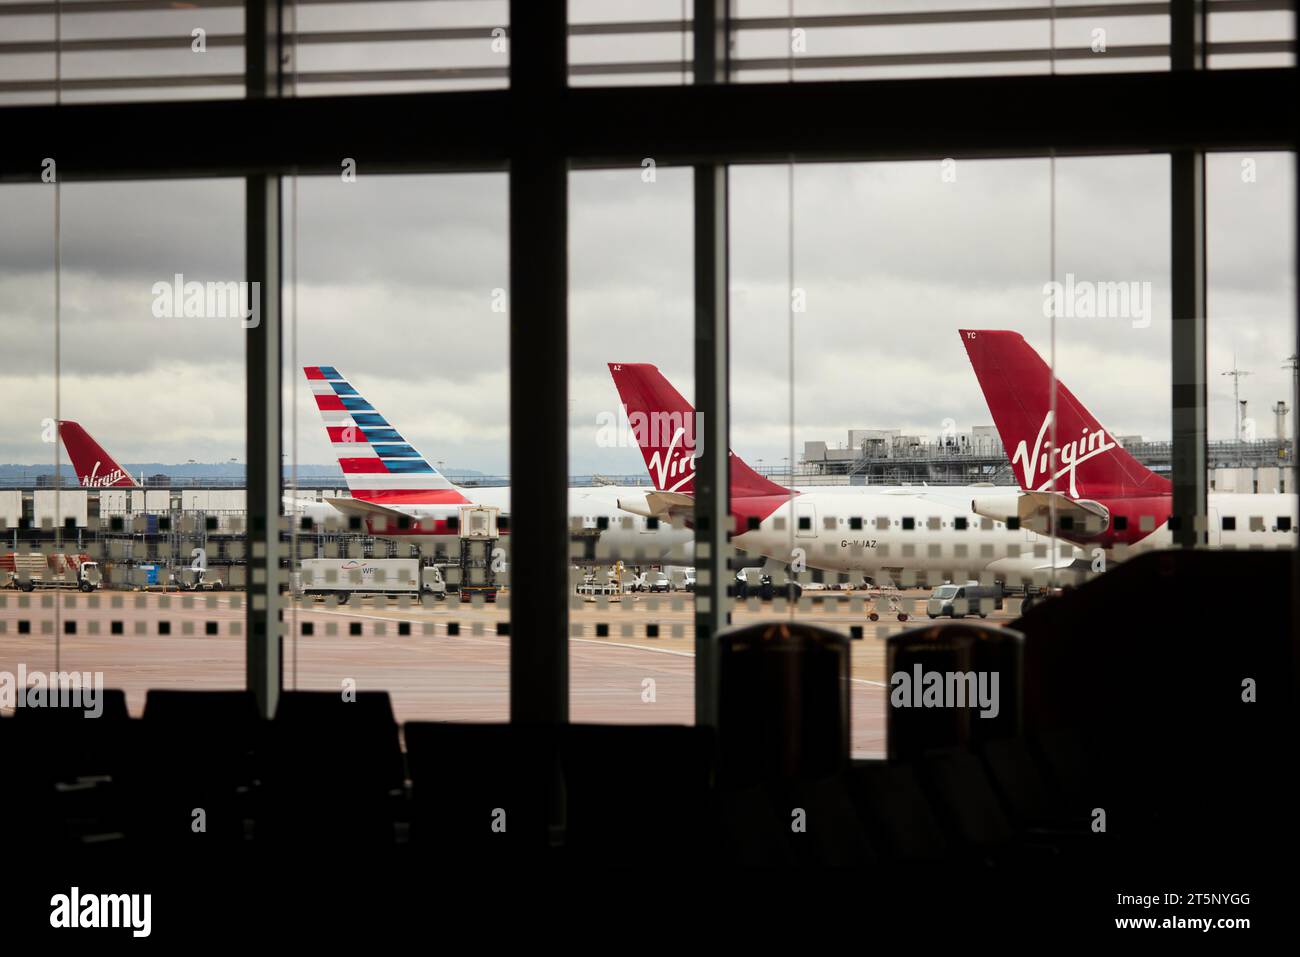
top-left (0, 152), bottom-right (1293, 474)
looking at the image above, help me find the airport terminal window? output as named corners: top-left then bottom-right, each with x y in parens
top-left (728, 159), bottom-right (1049, 758)
top-left (0, 184), bottom-right (58, 681)
top-left (565, 0), bottom-right (1185, 88)
top-left (1044, 155), bottom-right (1171, 564)
top-left (568, 0), bottom-right (693, 87)
top-left (283, 172), bottom-right (511, 723)
top-left (0, 0), bottom-right (246, 106)
top-left (1206, 151), bottom-right (1297, 530)
top-left (1208, 1), bottom-right (1297, 69)
top-left (728, 156), bottom-right (1181, 757)
top-left (568, 166), bottom-right (696, 723)
top-left (730, 0), bottom-right (1171, 83)
top-left (287, 0), bottom-right (510, 96)
top-left (0, 0), bottom-right (520, 106)
top-left (0, 179), bottom-right (247, 712)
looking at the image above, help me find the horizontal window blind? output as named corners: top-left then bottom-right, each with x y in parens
top-left (0, 0), bottom-right (1290, 106)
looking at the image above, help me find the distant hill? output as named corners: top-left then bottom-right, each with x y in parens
top-left (0, 464), bottom-right (488, 485)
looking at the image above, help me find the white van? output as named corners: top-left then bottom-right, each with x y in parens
top-left (926, 581), bottom-right (1001, 619)
top-left (646, 571), bottom-right (672, 593)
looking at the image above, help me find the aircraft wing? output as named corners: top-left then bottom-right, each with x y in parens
top-left (323, 496), bottom-right (415, 522)
top-left (971, 489), bottom-right (1109, 536)
top-left (616, 490), bottom-right (695, 522)
top-left (889, 484), bottom-right (1012, 512)
top-left (983, 547), bottom-right (1091, 583)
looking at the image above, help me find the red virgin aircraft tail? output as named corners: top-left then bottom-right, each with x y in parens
top-left (59, 421), bottom-right (138, 488)
top-left (607, 362), bottom-right (790, 498)
top-left (959, 329), bottom-right (1170, 500)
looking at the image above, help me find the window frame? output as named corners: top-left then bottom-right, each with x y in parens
top-left (0, 0), bottom-right (1293, 724)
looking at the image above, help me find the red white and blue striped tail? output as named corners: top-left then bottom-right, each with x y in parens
top-left (303, 366), bottom-right (471, 506)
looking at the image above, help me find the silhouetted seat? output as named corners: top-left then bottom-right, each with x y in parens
top-left (979, 735), bottom-right (1070, 829)
top-left (258, 691), bottom-right (403, 846)
top-left (561, 724), bottom-right (714, 865)
top-left (120, 690), bottom-right (263, 846)
top-left (845, 762), bottom-right (950, 865)
top-left (1017, 550), bottom-right (1292, 865)
top-left (918, 747), bottom-right (1071, 868)
top-left (404, 722), bottom-right (556, 861)
top-left (710, 621), bottom-right (861, 863)
top-left (918, 748), bottom-right (1019, 855)
top-left (886, 621), bottom-right (1024, 761)
top-left (710, 784), bottom-right (796, 867)
top-left (7, 689), bottom-right (131, 846)
top-left (11, 687), bottom-right (130, 782)
top-left (143, 689), bottom-right (259, 726)
top-left (769, 773), bottom-right (880, 867)
top-left (716, 620), bottom-right (850, 786)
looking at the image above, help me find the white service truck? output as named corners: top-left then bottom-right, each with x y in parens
top-left (1, 552), bottom-right (100, 592)
top-left (297, 558), bottom-right (446, 604)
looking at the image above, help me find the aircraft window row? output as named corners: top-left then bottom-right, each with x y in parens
top-left (566, 516), bottom-right (677, 531)
top-left (738, 514), bottom-right (1297, 533)
top-left (20, 511), bottom-right (1295, 536)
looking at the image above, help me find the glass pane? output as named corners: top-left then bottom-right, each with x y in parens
top-left (568, 166), bottom-right (695, 722)
top-left (1209, 1), bottom-right (1295, 69)
top-left (1207, 151), bottom-right (1297, 542)
top-left (1044, 155), bottom-right (1170, 562)
top-left (569, 0), bottom-right (692, 87)
top-left (731, 0), bottom-right (1169, 83)
top-left (0, 0), bottom-right (245, 106)
top-left (289, 0), bottom-right (509, 96)
top-left (283, 172), bottom-right (511, 724)
top-left (0, 178), bottom-right (246, 714)
top-left (728, 160), bottom-right (1057, 759)
top-left (0, 183), bottom-right (57, 681)
top-left (0, 0), bottom-right (513, 105)
top-left (732, 158), bottom-right (1176, 757)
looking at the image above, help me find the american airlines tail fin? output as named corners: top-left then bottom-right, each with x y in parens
top-left (303, 366), bottom-right (471, 506)
top-left (959, 330), bottom-right (1170, 499)
top-left (607, 363), bottom-right (790, 497)
top-left (59, 421), bottom-right (139, 488)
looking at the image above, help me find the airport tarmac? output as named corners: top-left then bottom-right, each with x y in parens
top-left (0, 588), bottom-right (1023, 758)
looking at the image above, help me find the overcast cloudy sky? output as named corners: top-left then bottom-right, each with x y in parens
top-left (0, 3), bottom-right (1294, 478)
